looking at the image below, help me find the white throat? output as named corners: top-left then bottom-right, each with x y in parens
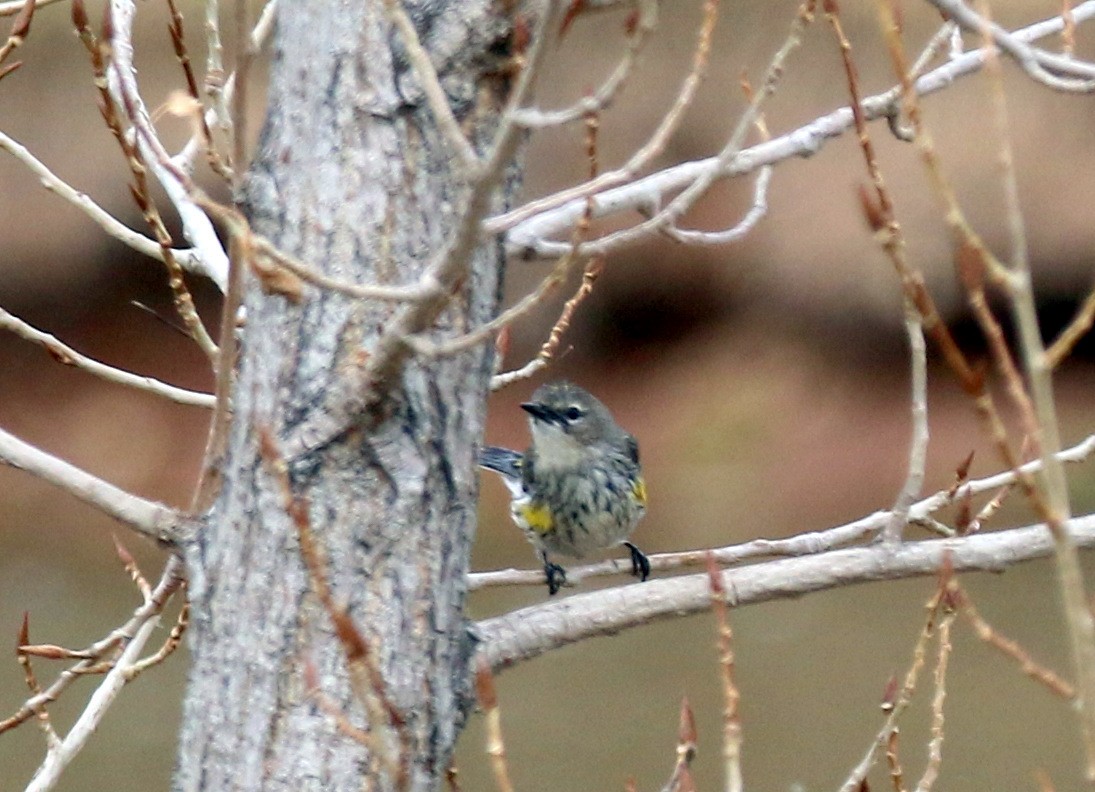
top-left (530, 422), bottom-right (586, 470)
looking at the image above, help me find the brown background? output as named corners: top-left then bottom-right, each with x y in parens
top-left (2, 0), bottom-right (1095, 788)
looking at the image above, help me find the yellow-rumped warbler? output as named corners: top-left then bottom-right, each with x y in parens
top-left (479, 381), bottom-right (649, 595)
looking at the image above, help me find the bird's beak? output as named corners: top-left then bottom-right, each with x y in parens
top-left (521, 401), bottom-right (562, 426)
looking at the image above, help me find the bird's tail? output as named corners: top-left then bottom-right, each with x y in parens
top-left (478, 446), bottom-right (524, 480)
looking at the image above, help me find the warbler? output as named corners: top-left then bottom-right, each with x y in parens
top-left (479, 381), bottom-right (650, 595)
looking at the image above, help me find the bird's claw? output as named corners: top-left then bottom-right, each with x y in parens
top-left (624, 542), bottom-right (650, 582)
top-left (544, 561), bottom-right (567, 595)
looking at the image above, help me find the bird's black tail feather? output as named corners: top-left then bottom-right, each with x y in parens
top-left (478, 446), bottom-right (523, 479)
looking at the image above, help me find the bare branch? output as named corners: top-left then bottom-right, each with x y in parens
top-left (0, 426), bottom-right (190, 545)
top-left (0, 0), bottom-right (54, 16)
top-left (475, 659), bottom-right (515, 792)
top-left (478, 514), bottom-right (1095, 671)
top-left (513, 1), bottom-right (657, 128)
top-left (0, 306), bottom-right (214, 408)
top-left (915, 608), bottom-right (954, 792)
top-left (1, 557), bottom-right (184, 742)
top-left (974, 2), bottom-right (1095, 772)
top-left (1047, 282), bottom-right (1095, 367)
top-left (840, 568), bottom-right (948, 791)
top-left (229, 0), bottom-right (251, 179)
top-left (472, 417), bottom-right (1095, 593)
top-left (25, 603), bottom-right (163, 791)
top-left (658, 697), bottom-right (698, 792)
top-left (883, 302), bottom-right (928, 543)
top-left (951, 581), bottom-right (1074, 699)
top-left (163, 0), bottom-right (231, 180)
top-left (491, 113), bottom-right (605, 390)
top-left (105, 0), bottom-right (230, 290)
top-left (496, 3), bottom-right (1095, 256)
top-left (0, 130), bottom-right (212, 283)
top-left (924, 0), bottom-right (1095, 91)
top-left (172, 0), bottom-right (277, 176)
top-left (707, 556), bottom-right (742, 792)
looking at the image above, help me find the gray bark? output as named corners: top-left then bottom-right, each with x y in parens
top-left (175, 2), bottom-right (515, 789)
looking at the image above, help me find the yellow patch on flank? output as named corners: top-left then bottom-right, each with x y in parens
top-left (518, 502), bottom-right (554, 535)
top-left (632, 477), bottom-right (648, 507)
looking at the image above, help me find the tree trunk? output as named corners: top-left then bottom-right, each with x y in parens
top-left (174, 3), bottom-right (513, 789)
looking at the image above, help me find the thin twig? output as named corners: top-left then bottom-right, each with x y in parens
top-left (0, 306), bottom-right (214, 408)
top-left (514, 0), bottom-right (658, 127)
top-left (26, 609), bottom-right (162, 791)
top-left (0, 426), bottom-right (189, 545)
top-left (923, 0), bottom-right (1095, 91)
top-left (125, 599), bottom-right (189, 680)
top-left (950, 581), bottom-right (1075, 699)
top-left (0, 558), bottom-right (185, 736)
top-left (838, 564), bottom-right (950, 792)
top-left (0, 130), bottom-right (214, 285)
top-left (914, 608), bottom-right (954, 792)
top-left (172, 0), bottom-right (277, 176)
top-left (491, 111), bottom-right (605, 389)
top-left (202, 0), bottom-right (228, 144)
top-left (476, 659), bottom-right (515, 792)
top-left (976, 2), bottom-right (1095, 774)
top-left (496, 5), bottom-right (1095, 256)
top-left (16, 615), bottom-right (59, 748)
top-left (73, 0), bottom-right (220, 360)
top-left (1046, 283), bottom-right (1095, 367)
top-left (707, 554), bottom-right (743, 792)
top-left (659, 698), bottom-right (698, 792)
top-left (470, 432), bottom-right (1095, 590)
top-left (0, 0), bottom-right (56, 16)
top-left (885, 728), bottom-right (907, 792)
top-left (230, 0), bottom-right (250, 179)
top-left (490, 0), bottom-right (724, 245)
top-left (103, 0), bottom-right (231, 291)
top-left (477, 515), bottom-right (1095, 672)
top-left (0, 0), bottom-right (32, 77)
top-left (883, 300), bottom-right (928, 543)
top-left (164, 0), bottom-right (230, 179)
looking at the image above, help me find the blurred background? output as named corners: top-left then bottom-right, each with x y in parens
top-left (2, 0), bottom-right (1095, 788)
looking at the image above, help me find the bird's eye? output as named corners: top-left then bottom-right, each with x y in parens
top-left (564, 405), bottom-right (584, 421)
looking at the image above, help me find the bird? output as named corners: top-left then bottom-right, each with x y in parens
top-left (479, 381), bottom-right (649, 595)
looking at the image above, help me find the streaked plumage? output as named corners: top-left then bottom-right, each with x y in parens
top-left (479, 381), bottom-right (649, 594)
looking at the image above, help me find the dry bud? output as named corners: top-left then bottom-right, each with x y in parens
top-left (858, 184), bottom-right (886, 232)
top-left (111, 534), bottom-right (137, 567)
top-left (100, 1), bottom-right (113, 43)
top-left (677, 696), bottom-right (698, 751)
top-left (71, 0), bottom-right (88, 32)
top-left (956, 239), bottom-right (985, 291)
top-left (10, 0), bottom-right (34, 41)
top-left (560, 1), bottom-right (586, 37)
top-left (705, 551), bottom-right (725, 595)
top-left (475, 658), bottom-right (498, 710)
top-left (880, 673), bottom-right (898, 712)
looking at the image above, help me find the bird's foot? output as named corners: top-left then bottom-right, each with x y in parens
top-left (543, 560), bottom-right (568, 595)
top-left (624, 542), bottom-right (651, 582)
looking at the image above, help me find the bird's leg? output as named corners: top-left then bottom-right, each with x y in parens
top-left (624, 542), bottom-right (651, 582)
top-left (541, 552), bottom-right (567, 595)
